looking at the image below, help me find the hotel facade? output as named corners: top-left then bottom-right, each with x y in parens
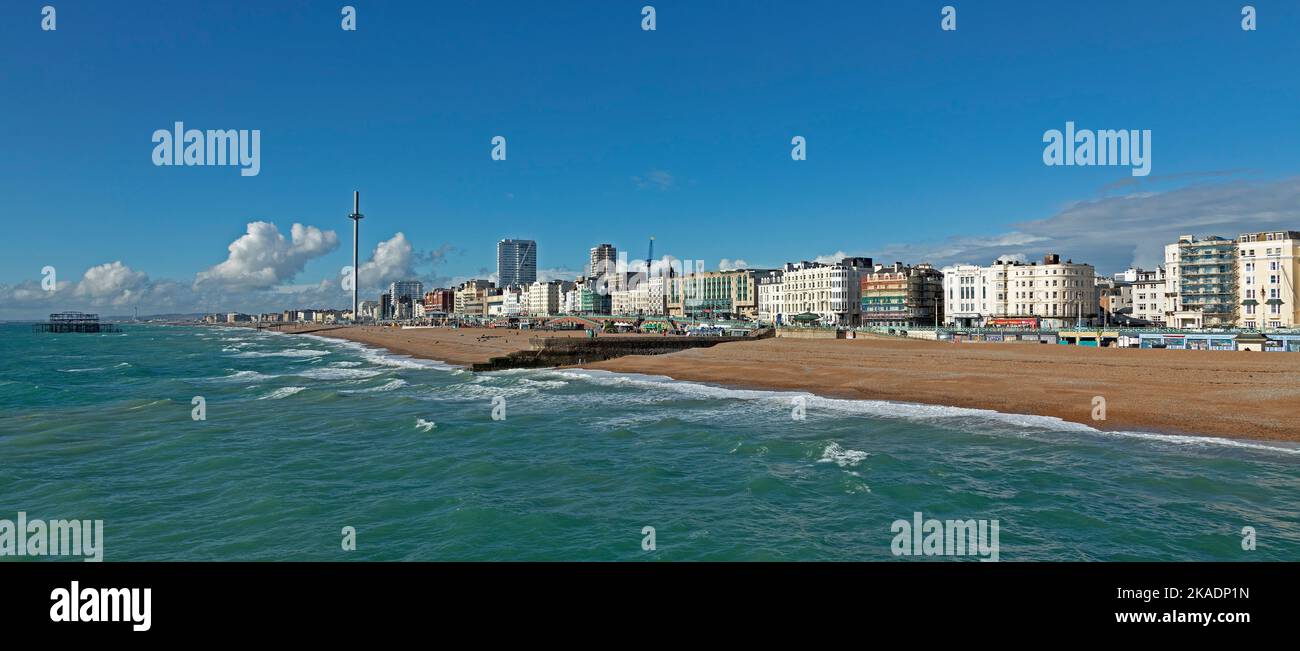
top-left (778, 257), bottom-right (873, 326)
top-left (756, 269), bottom-right (785, 324)
top-left (1128, 267), bottom-right (1167, 325)
top-left (1237, 230), bottom-right (1300, 330)
top-left (943, 254), bottom-right (1097, 328)
top-left (859, 262), bottom-right (944, 327)
top-left (611, 273), bottom-right (669, 316)
top-left (667, 268), bottom-right (764, 319)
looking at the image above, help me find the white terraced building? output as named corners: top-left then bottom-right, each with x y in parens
top-left (611, 273), bottom-right (669, 316)
top-left (943, 254), bottom-right (1098, 328)
top-left (756, 269), bottom-right (785, 324)
top-left (779, 257), bottom-right (872, 326)
top-left (527, 280), bottom-right (569, 317)
top-left (1237, 230), bottom-right (1300, 330)
top-left (1129, 267), bottom-right (1167, 325)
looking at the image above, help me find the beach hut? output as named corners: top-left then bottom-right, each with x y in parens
top-left (1236, 333), bottom-right (1267, 352)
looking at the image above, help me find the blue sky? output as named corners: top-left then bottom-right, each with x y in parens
top-left (3, 1), bottom-right (1300, 316)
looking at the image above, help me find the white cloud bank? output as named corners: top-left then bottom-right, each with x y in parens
top-left (827, 176), bottom-right (1300, 273)
top-left (194, 222), bottom-right (338, 291)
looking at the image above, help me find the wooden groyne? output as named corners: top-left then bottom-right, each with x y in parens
top-left (471, 334), bottom-right (763, 371)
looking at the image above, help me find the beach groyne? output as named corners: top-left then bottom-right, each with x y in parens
top-left (471, 335), bottom-right (754, 371)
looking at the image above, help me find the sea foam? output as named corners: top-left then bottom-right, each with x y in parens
top-left (546, 369), bottom-right (1300, 456)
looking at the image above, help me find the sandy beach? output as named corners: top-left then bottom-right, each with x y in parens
top-left (279, 325), bottom-right (1300, 442)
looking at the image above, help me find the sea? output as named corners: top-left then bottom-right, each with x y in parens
top-left (1, 323), bottom-right (1297, 561)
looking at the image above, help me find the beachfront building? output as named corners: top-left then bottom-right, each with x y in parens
top-left (859, 262), bottom-right (944, 327)
top-left (610, 286), bottom-right (634, 315)
top-left (1237, 230), bottom-right (1300, 330)
top-left (585, 244), bottom-right (634, 295)
top-left (940, 264), bottom-right (996, 327)
top-left (562, 288), bottom-right (579, 315)
top-left (389, 280), bottom-right (424, 306)
top-left (943, 254), bottom-right (1097, 328)
top-left (779, 257), bottom-right (873, 326)
top-left (668, 268), bottom-right (768, 320)
top-left (1002, 254), bottom-right (1097, 328)
top-left (486, 286), bottom-right (526, 318)
top-left (1130, 267), bottom-right (1166, 325)
top-left (1164, 235), bottom-right (1237, 328)
top-left (497, 239), bottom-right (538, 287)
top-left (423, 289), bottom-right (454, 315)
top-left (455, 280), bottom-right (495, 317)
top-left (579, 286), bottom-right (611, 315)
top-left (527, 280), bottom-right (571, 317)
top-left (1096, 276), bottom-right (1130, 323)
top-left (394, 297), bottom-right (413, 320)
top-left (611, 272), bottom-right (669, 316)
top-left (354, 301), bottom-right (376, 321)
top-left (589, 243), bottom-right (616, 274)
top-left (756, 269), bottom-right (785, 324)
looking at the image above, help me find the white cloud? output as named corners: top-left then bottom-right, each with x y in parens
top-left (195, 222), bottom-right (338, 290)
top-left (813, 251), bottom-right (849, 265)
top-left (718, 258), bottom-right (749, 271)
top-left (538, 267), bottom-right (582, 282)
top-left (75, 261), bottom-right (149, 303)
top-left (0, 261), bottom-right (184, 316)
top-left (356, 232), bottom-right (416, 291)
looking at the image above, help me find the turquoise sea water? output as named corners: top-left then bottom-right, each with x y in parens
top-left (1, 324), bottom-right (1297, 561)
